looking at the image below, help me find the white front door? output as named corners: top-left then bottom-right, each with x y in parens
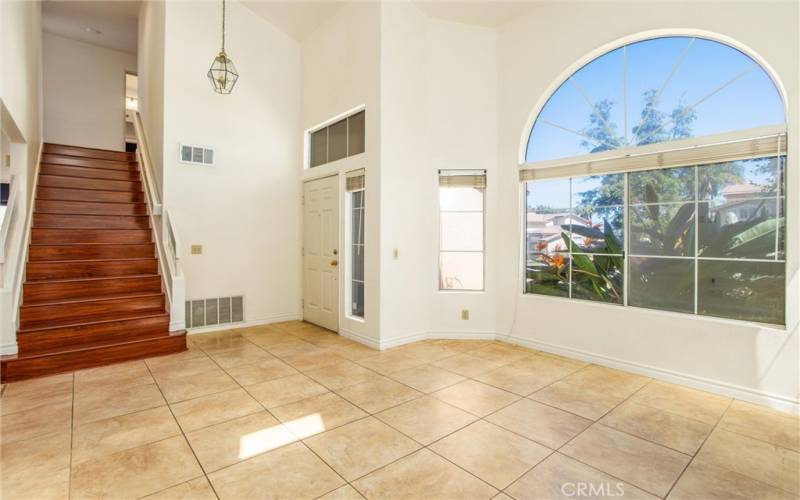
top-left (303, 175), bottom-right (339, 331)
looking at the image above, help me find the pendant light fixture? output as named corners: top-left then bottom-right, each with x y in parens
top-left (207, 0), bottom-right (239, 94)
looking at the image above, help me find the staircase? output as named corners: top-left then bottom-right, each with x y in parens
top-left (0, 143), bottom-right (186, 382)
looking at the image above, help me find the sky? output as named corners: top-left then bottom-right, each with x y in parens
top-left (525, 36), bottom-right (786, 164)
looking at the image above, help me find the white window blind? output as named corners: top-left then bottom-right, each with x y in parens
top-left (346, 169), bottom-right (365, 192)
top-left (520, 128), bottom-right (787, 182)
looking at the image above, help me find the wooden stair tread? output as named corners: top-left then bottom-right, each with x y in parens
top-left (18, 311), bottom-right (171, 334)
top-left (21, 291), bottom-right (165, 309)
top-left (23, 273), bottom-right (160, 283)
top-left (7, 332), bottom-right (184, 359)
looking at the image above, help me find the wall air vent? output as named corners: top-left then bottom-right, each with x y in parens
top-left (180, 144), bottom-right (215, 166)
top-left (185, 295), bottom-right (244, 328)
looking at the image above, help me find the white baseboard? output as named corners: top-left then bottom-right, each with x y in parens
top-left (186, 312), bottom-right (302, 336)
top-left (504, 334), bottom-right (800, 415)
top-left (339, 328), bottom-right (381, 349)
top-left (0, 343), bottom-right (18, 356)
top-left (428, 330), bottom-right (497, 340)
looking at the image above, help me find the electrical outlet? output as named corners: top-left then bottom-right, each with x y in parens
top-left (191, 245), bottom-right (203, 255)
top-left (393, 248), bottom-right (399, 259)
top-left (461, 309), bottom-right (469, 320)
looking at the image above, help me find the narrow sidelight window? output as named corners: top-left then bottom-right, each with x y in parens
top-left (346, 169), bottom-right (366, 318)
top-left (439, 170), bottom-right (486, 291)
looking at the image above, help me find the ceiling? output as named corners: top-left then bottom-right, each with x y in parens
top-left (42, 0), bottom-right (140, 54)
top-left (243, 0), bottom-right (536, 41)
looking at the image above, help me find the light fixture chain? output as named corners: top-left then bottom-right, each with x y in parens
top-left (221, 0), bottom-right (226, 52)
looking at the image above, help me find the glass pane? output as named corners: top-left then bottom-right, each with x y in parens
top-left (629, 166), bottom-right (695, 203)
top-left (310, 129), bottom-right (327, 167)
top-left (440, 252), bottom-right (483, 290)
top-left (352, 190), bottom-right (364, 209)
top-left (699, 157), bottom-right (780, 202)
top-left (348, 111), bottom-right (365, 155)
top-left (328, 119), bottom-right (348, 162)
top-left (351, 208), bottom-right (364, 245)
top-left (440, 187), bottom-right (483, 211)
top-left (778, 197), bottom-right (785, 260)
top-left (698, 260), bottom-right (784, 325)
top-left (628, 257), bottom-right (694, 313)
top-left (352, 244), bottom-right (364, 281)
top-left (525, 253), bottom-right (570, 297)
top-left (527, 178), bottom-right (570, 213)
top-left (629, 203), bottom-right (695, 256)
top-left (571, 254), bottom-right (623, 304)
top-left (351, 281), bottom-right (364, 317)
top-left (698, 199), bottom-right (779, 259)
top-left (569, 207), bottom-right (624, 254)
top-left (572, 174), bottom-right (623, 207)
top-left (440, 212), bottom-right (483, 251)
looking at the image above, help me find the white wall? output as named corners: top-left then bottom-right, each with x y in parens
top-left (495, 1), bottom-right (799, 409)
top-left (300, 2), bottom-right (382, 345)
top-left (1, 0), bottom-right (42, 355)
top-left (162, 0), bottom-right (302, 328)
top-left (138, 0), bottom-right (165, 193)
top-left (42, 32), bottom-right (135, 151)
top-left (378, 3), bottom-right (497, 346)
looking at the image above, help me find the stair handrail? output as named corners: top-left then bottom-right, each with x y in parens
top-left (132, 111), bottom-right (185, 331)
top-left (0, 177), bottom-right (19, 287)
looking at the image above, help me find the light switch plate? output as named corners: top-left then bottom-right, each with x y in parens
top-left (191, 245), bottom-right (203, 255)
top-left (461, 309), bottom-right (469, 320)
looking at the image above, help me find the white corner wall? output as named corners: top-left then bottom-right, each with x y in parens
top-left (162, 0), bottom-right (302, 328)
top-left (138, 0), bottom-right (166, 192)
top-left (495, 1), bottom-right (799, 410)
top-left (378, 2), bottom-right (497, 347)
top-left (42, 32), bottom-right (135, 152)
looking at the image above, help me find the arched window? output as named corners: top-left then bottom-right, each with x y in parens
top-left (522, 35), bottom-right (787, 326)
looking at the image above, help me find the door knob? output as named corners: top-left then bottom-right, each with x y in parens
top-left (331, 260), bottom-right (339, 266)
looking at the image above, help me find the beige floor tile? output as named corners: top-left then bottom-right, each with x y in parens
top-left (487, 398), bottom-right (591, 449)
top-left (432, 380), bottom-right (520, 417)
top-left (505, 452), bottom-right (657, 500)
top-left (695, 428), bottom-right (799, 494)
top-left (432, 353), bottom-right (506, 377)
top-left (430, 420), bottom-right (551, 489)
top-left (72, 405), bottom-right (180, 464)
top-left (74, 360), bottom-right (154, 393)
top-left (475, 364), bottom-right (562, 396)
top-left (393, 342), bottom-right (457, 363)
top-left (352, 448), bottom-right (498, 499)
top-left (170, 387), bottom-right (263, 432)
top-left (356, 351), bottom-right (426, 375)
top-left (245, 373), bottom-right (328, 408)
top-left (224, 357), bottom-right (298, 385)
top-left (630, 380), bottom-right (730, 425)
top-left (305, 416), bottom-right (420, 481)
top-left (719, 400), bottom-right (799, 451)
top-left (529, 380), bottom-right (624, 420)
top-left (305, 360), bottom-right (382, 390)
top-left (668, 459), bottom-right (796, 500)
top-left (147, 355), bottom-right (220, 378)
top-left (271, 392), bottom-right (367, 438)
top-left (0, 466), bottom-right (70, 500)
top-left (191, 331), bottom-right (247, 351)
top-left (259, 337), bottom-right (317, 357)
top-left (0, 399), bottom-right (72, 444)
top-left (329, 342), bottom-right (379, 361)
top-left (73, 382), bottom-right (165, 425)
top-left (0, 431), bottom-right (71, 487)
top-left (336, 376), bottom-right (422, 413)
top-left (317, 484), bottom-right (365, 499)
top-left (280, 347), bottom-right (348, 372)
top-left (144, 348), bottom-right (209, 373)
top-left (429, 339), bottom-right (492, 352)
top-left (144, 477), bottom-right (218, 500)
top-left (510, 353), bottom-right (587, 376)
top-left (561, 365), bottom-right (650, 399)
top-left (206, 342), bottom-right (273, 368)
top-left (470, 343), bottom-right (530, 364)
top-left (561, 424), bottom-right (691, 497)
top-left (70, 435), bottom-right (202, 499)
top-left (155, 367), bottom-right (239, 403)
top-left (208, 442), bottom-right (344, 500)
top-left (375, 395), bottom-right (477, 445)
top-left (600, 401), bottom-right (713, 454)
top-left (387, 363), bottom-right (466, 393)
top-left (0, 374), bottom-right (73, 416)
top-left (186, 411), bottom-right (296, 472)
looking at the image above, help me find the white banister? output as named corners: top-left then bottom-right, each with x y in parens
top-left (132, 111), bottom-right (185, 331)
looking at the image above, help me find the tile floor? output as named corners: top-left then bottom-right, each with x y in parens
top-left (1, 321), bottom-right (798, 499)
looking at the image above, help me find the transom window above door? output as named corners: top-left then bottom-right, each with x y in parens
top-left (309, 110), bottom-right (365, 168)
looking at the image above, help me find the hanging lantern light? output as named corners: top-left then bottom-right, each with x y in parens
top-left (207, 0), bottom-right (239, 94)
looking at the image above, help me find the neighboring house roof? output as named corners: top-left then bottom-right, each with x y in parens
top-left (721, 183), bottom-right (774, 198)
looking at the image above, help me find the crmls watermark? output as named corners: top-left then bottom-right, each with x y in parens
top-left (561, 481), bottom-right (627, 497)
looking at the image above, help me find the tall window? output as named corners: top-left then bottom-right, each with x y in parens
top-left (439, 170), bottom-right (486, 291)
top-left (346, 169), bottom-right (365, 318)
top-left (522, 36), bottom-right (787, 326)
